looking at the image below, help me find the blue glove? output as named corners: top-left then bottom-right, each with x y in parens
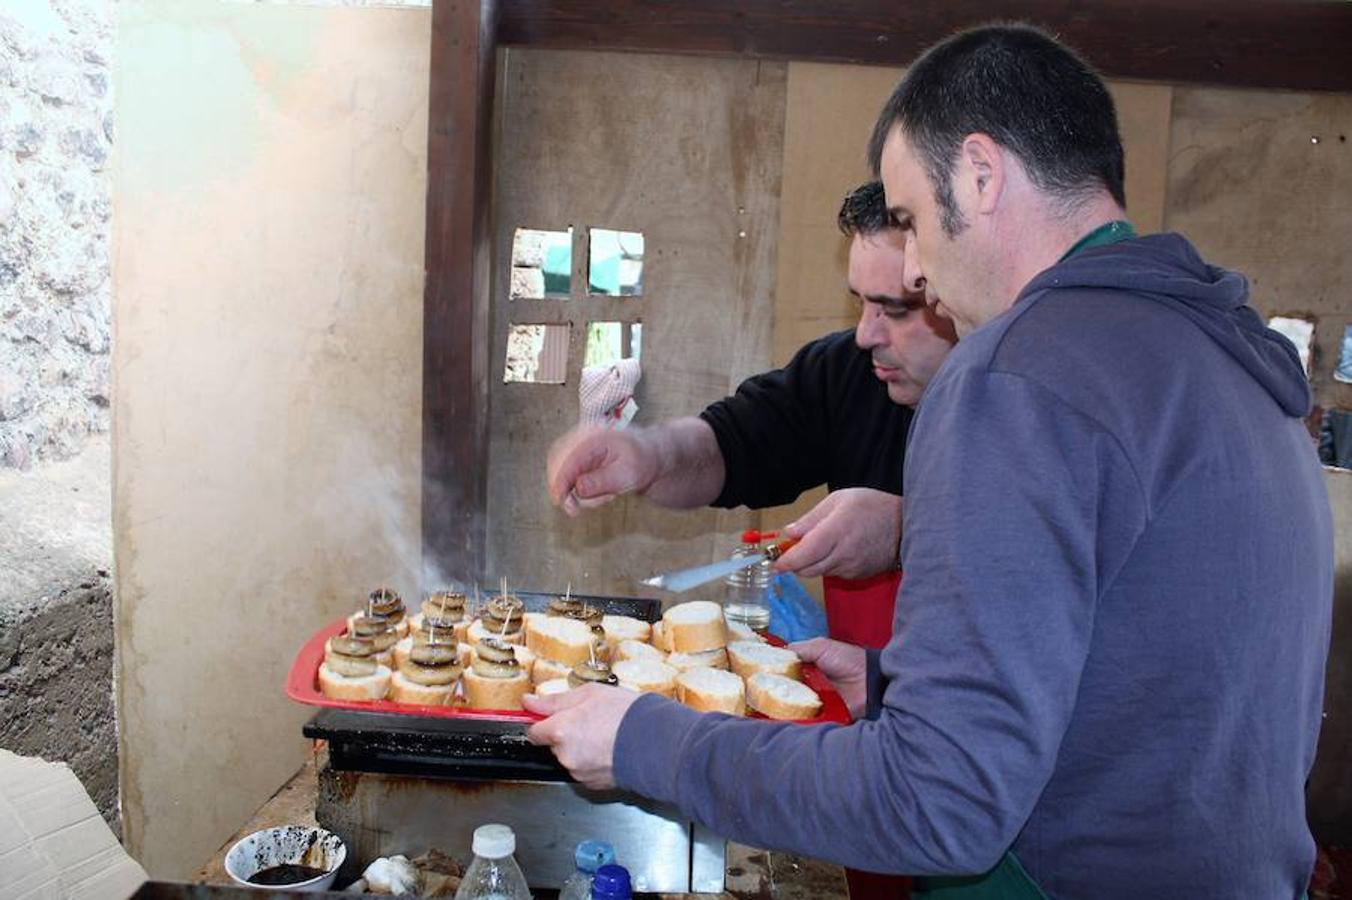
top-left (767, 572), bottom-right (828, 643)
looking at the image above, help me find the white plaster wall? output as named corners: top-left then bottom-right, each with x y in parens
top-left (113, 0), bottom-right (428, 876)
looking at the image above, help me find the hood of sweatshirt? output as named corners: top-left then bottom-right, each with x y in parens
top-left (1020, 232), bottom-right (1311, 417)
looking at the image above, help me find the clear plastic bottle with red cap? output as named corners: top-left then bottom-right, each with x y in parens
top-left (724, 529), bottom-right (774, 630)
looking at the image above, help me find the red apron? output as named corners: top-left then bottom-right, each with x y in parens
top-left (824, 570), bottom-right (911, 900)
top-left (824, 571), bottom-right (901, 649)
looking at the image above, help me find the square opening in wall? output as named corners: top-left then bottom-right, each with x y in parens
top-left (504, 323), bottom-right (570, 384)
top-left (584, 321), bottom-right (641, 368)
top-left (1268, 315), bottom-right (1315, 376)
top-left (588, 229), bottom-right (644, 296)
top-left (511, 227), bottom-right (572, 299)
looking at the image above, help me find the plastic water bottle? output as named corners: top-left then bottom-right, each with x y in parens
top-left (724, 531), bottom-right (772, 630)
top-left (558, 840), bottom-right (615, 900)
top-left (453, 824), bottom-right (531, 900)
top-left (589, 864), bottom-right (632, 900)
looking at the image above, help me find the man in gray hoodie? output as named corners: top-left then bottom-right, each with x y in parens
top-left (526, 24), bottom-right (1332, 899)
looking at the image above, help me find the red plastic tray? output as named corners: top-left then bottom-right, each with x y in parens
top-left (286, 617), bottom-right (852, 726)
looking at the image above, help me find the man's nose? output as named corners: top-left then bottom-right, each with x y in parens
top-left (903, 233), bottom-right (927, 297)
top-left (855, 303), bottom-right (884, 349)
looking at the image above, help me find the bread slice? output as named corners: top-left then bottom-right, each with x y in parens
top-left (666, 648), bottom-right (729, 672)
top-left (512, 644), bottom-right (536, 681)
top-left (675, 667), bottom-right (745, 715)
top-left (747, 672), bottom-right (822, 720)
top-left (613, 659), bottom-right (678, 698)
top-left (525, 616), bottom-right (595, 668)
top-left (662, 601), bottom-right (727, 653)
top-left (531, 656), bottom-right (573, 686)
top-left (388, 670), bottom-right (456, 706)
top-left (725, 620), bottom-right (766, 643)
top-left (614, 638), bottom-right (666, 664)
top-left (462, 668), bottom-right (531, 710)
top-left (392, 636), bottom-right (414, 670)
top-left (534, 677), bottom-right (573, 697)
top-left (318, 663), bottom-right (391, 701)
top-left (650, 620), bottom-right (673, 652)
top-left (727, 640), bottom-right (802, 681)
top-left (602, 614), bottom-right (652, 645)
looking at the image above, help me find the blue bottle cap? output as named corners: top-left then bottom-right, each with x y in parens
top-left (574, 840), bottom-right (616, 874)
top-left (590, 863), bottom-right (632, 899)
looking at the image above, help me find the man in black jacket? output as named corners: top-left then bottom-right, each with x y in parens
top-left (547, 182), bottom-right (954, 618)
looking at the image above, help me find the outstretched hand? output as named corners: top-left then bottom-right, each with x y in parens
top-left (546, 427), bottom-right (659, 517)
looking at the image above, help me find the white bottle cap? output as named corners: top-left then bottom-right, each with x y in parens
top-left (472, 823), bottom-right (516, 859)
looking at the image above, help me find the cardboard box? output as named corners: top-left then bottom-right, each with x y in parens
top-left (0, 750), bottom-right (147, 899)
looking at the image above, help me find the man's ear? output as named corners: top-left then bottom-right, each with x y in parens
top-left (958, 133), bottom-right (1004, 215)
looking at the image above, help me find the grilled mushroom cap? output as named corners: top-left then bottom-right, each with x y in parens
top-left (350, 615), bottom-right (398, 651)
top-left (413, 617), bottom-right (459, 645)
top-left (568, 658), bottom-right (619, 688)
top-left (548, 596), bottom-right (583, 617)
top-left (421, 591), bottom-right (466, 622)
top-left (368, 587), bottom-right (405, 618)
top-left (483, 596), bottom-right (525, 635)
top-left (326, 636), bottom-right (378, 677)
top-left (409, 642), bottom-right (459, 667)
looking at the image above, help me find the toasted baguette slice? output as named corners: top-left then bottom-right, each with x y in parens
top-left (534, 677), bottom-right (573, 697)
top-left (676, 667), bottom-right (745, 715)
top-left (727, 640), bottom-right (802, 681)
top-left (531, 656), bottom-right (573, 686)
top-left (467, 618), bottom-right (525, 646)
top-left (462, 668), bottom-right (531, 710)
top-left (388, 670), bottom-right (456, 706)
top-left (601, 614), bottom-right (652, 645)
top-left (318, 663), bottom-right (391, 701)
top-left (614, 638), bottom-right (666, 664)
top-left (522, 611), bottom-right (548, 639)
top-left (526, 616), bottom-right (595, 668)
top-left (613, 659), bottom-right (678, 698)
top-left (662, 601), bottom-right (727, 653)
top-left (666, 648), bottom-right (729, 672)
top-left (392, 636), bottom-right (414, 670)
top-left (747, 672), bottom-right (822, 720)
top-left (512, 644), bottom-right (537, 681)
top-left (725, 620), bottom-right (766, 643)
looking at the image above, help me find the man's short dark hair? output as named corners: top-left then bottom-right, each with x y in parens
top-left (837, 181), bottom-right (894, 237)
top-left (867, 23), bottom-right (1126, 237)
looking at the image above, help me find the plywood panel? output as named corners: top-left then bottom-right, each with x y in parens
top-left (114, 2), bottom-right (428, 876)
top-left (1165, 87), bottom-right (1352, 410)
top-left (485, 50), bottom-right (785, 600)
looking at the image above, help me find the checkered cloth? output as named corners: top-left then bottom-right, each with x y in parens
top-left (579, 357), bottom-right (641, 428)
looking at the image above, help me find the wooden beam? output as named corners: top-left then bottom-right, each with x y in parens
top-left (423, 0), bottom-right (499, 585)
top-left (496, 0), bottom-right (1352, 94)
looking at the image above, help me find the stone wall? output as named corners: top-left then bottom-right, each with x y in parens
top-left (0, 1), bottom-right (113, 470)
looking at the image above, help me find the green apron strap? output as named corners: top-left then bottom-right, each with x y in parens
top-left (913, 852), bottom-right (1049, 900)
